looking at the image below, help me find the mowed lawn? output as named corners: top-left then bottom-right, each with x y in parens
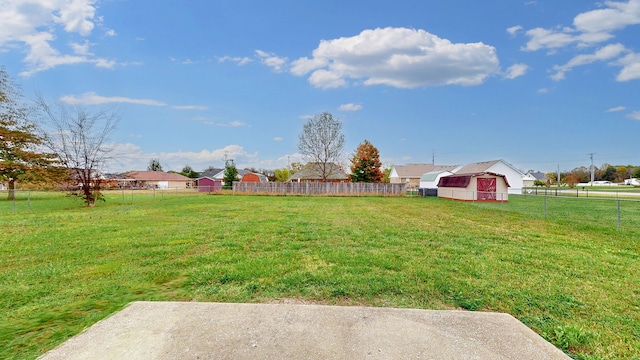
top-left (1, 193), bottom-right (639, 359)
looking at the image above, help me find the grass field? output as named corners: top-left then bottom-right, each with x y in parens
top-left (1, 192), bottom-right (639, 359)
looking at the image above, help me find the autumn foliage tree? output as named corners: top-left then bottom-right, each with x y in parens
top-left (349, 140), bottom-right (383, 182)
top-left (0, 67), bottom-right (58, 200)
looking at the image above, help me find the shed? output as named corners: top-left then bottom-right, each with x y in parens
top-left (437, 172), bottom-right (509, 202)
top-left (241, 173), bottom-right (268, 182)
top-left (197, 177), bottom-right (222, 192)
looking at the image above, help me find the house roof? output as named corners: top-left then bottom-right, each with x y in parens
top-left (290, 162), bottom-right (348, 180)
top-left (527, 171), bottom-right (548, 181)
top-left (393, 164), bottom-right (460, 178)
top-left (454, 159), bottom-right (524, 176)
top-left (124, 171), bottom-right (191, 181)
top-left (420, 170), bottom-right (453, 182)
top-left (438, 172), bottom-right (510, 188)
top-left (199, 168), bottom-right (224, 178)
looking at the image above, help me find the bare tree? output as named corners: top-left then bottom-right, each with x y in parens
top-left (298, 112), bottom-right (345, 181)
top-left (37, 97), bottom-right (118, 206)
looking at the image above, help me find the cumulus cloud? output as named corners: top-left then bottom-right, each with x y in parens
top-left (338, 103), bottom-right (363, 111)
top-left (607, 106), bottom-right (626, 112)
top-left (550, 43), bottom-right (628, 80)
top-left (255, 50), bottom-right (288, 72)
top-left (0, 0), bottom-right (114, 76)
top-left (504, 63), bottom-right (529, 79)
top-left (523, 0), bottom-right (640, 52)
top-left (291, 27), bottom-right (500, 89)
top-left (60, 92), bottom-right (166, 106)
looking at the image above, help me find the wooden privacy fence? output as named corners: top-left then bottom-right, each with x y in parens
top-left (233, 182), bottom-right (406, 196)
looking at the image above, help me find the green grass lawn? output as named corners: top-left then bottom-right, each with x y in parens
top-left (1, 193), bottom-right (639, 359)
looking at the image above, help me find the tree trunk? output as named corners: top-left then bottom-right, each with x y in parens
top-left (7, 179), bottom-right (16, 201)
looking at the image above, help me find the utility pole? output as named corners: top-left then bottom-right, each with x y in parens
top-left (588, 153), bottom-right (595, 186)
top-left (432, 149), bottom-right (435, 165)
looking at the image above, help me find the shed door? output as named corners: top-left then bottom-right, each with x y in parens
top-left (477, 178), bottom-right (496, 200)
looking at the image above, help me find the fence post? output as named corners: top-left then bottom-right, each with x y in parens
top-left (28, 191), bottom-right (31, 211)
top-left (544, 193), bottom-right (547, 217)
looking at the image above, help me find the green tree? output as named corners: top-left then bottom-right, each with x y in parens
top-left (223, 159), bottom-right (239, 187)
top-left (298, 112), bottom-right (345, 181)
top-left (601, 165), bottom-right (617, 182)
top-left (349, 140), bottom-right (383, 182)
top-left (180, 165), bottom-right (199, 179)
top-left (381, 165), bottom-right (393, 183)
top-left (274, 167), bottom-right (291, 182)
top-left (148, 158), bottom-right (163, 171)
top-left (0, 68), bottom-right (59, 200)
top-left (633, 167), bottom-right (640, 178)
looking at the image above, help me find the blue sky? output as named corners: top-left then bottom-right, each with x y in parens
top-left (1, 0), bottom-right (639, 174)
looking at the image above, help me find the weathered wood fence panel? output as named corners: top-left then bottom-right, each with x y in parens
top-left (233, 182), bottom-right (406, 196)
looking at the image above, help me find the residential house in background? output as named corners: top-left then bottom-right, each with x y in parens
top-left (122, 171), bottom-right (193, 189)
top-left (390, 164), bottom-right (460, 189)
top-left (290, 162), bottom-right (349, 183)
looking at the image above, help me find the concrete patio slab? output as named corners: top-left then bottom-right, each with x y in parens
top-left (39, 301), bottom-right (570, 360)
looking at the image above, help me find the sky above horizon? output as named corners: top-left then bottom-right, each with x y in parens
top-left (1, 0), bottom-right (639, 174)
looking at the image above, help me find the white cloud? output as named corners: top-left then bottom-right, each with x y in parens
top-left (255, 50), bottom-right (288, 72)
top-left (607, 106), bottom-right (626, 112)
top-left (626, 111), bottom-right (640, 120)
top-left (273, 137), bottom-right (283, 141)
top-left (338, 103), bottom-right (363, 111)
top-left (507, 25), bottom-right (523, 36)
top-left (218, 56), bottom-right (253, 65)
top-left (60, 92), bottom-right (166, 106)
top-left (614, 52), bottom-right (640, 81)
top-left (291, 27), bottom-right (499, 89)
top-left (504, 63), bottom-right (529, 79)
top-left (537, 87), bottom-right (550, 93)
top-left (105, 29), bottom-right (116, 37)
top-left (0, 0), bottom-right (113, 76)
top-left (550, 43), bottom-right (627, 80)
top-left (573, 0), bottom-right (640, 34)
top-left (523, 0), bottom-right (640, 52)
top-left (172, 105), bottom-right (208, 110)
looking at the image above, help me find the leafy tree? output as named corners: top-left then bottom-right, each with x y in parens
top-left (0, 68), bottom-right (59, 200)
top-left (601, 165), bottom-right (617, 182)
top-left (223, 159), bottom-right (239, 187)
top-left (148, 158), bottom-right (163, 171)
top-left (298, 112), bottom-right (345, 181)
top-left (545, 172), bottom-right (557, 185)
top-left (37, 96), bottom-right (118, 207)
top-left (349, 140), bottom-right (383, 182)
top-left (274, 167), bottom-right (291, 182)
top-left (633, 167), bottom-right (640, 179)
top-left (289, 162), bottom-right (304, 174)
top-left (180, 165), bottom-right (199, 179)
top-left (570, 166), bottom-right (590, 183)
top-left (616, 166), bottom-right (629, 182)
top-left (381, 165), bottom-right (393, 183)
top-left (562, 173), bottom-right (580, 188)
